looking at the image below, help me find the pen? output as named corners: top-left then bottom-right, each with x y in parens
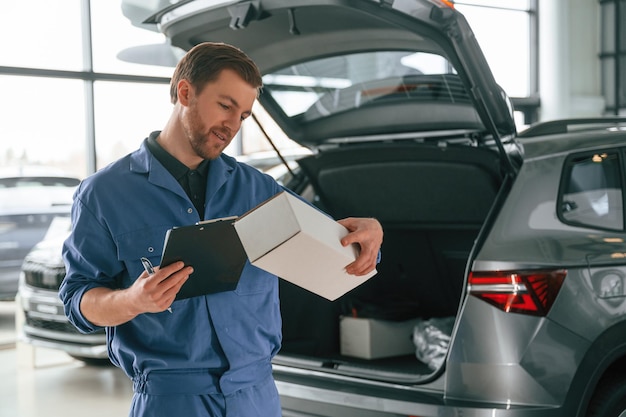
top-left (141, 257), bottom-right (172, 313)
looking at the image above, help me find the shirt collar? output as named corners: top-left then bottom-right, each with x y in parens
top-left (146, 131), bottom-right (209, 180)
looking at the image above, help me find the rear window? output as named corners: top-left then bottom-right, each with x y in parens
top-left (262, 50), bottom-right (465, 119)
top-left (559, 151), bottom-right (624, 230)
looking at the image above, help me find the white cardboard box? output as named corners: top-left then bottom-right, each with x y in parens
top-left (233, 191), bottom-right (377, 301)
top-left (340, 316), bottom-right (420, 359)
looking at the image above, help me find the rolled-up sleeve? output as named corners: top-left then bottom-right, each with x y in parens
top-left (60, 189), bottom-right (121, 334)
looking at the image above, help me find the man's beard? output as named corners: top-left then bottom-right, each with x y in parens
top-left (185, 104), bottom-right (228, 161)
top-left (189, 133), bottom-right (216, 160)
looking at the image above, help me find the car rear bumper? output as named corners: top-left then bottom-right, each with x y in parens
top-left (274, 368), bottom-right (563, 417)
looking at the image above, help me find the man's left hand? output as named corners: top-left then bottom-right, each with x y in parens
top-left (338, 217), bottom-right (383, 276)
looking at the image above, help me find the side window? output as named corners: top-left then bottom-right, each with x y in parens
top-left (559, 151), bottom-right (624, 230)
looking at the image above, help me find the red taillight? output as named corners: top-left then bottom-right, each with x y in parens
top-left (427, 0), bottom-right (455, 8)
top-left (468, 270), bottom-right (567, 316)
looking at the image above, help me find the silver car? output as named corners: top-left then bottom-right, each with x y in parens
top-left (0, 175), bottom-right (78, 300)
top-left (19, 0), bottom-right (626, 416)
top-left (18, 217), bottom-right (109, 363)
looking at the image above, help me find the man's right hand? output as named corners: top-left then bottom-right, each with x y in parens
top-left (79, 262), bottom-right (193, 327)
top-left (130, 261), bottom-right (192, 314)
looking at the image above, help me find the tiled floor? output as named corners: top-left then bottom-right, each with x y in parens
top-left (0, 301), bottom-right (133, 417)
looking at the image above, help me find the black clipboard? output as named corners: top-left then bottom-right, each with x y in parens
top-left (160, 216), bottom-right (247, 300)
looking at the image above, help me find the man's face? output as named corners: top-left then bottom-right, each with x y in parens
top-left (181, 69), bottom-right (257, 161)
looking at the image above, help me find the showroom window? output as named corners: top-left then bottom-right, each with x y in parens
top-left (559, 150), bottom-right (624, 231)
top-left (456, 0), bottom-right (538, 125)
top-left (601, 0), bottom-right (626, 114)
top-left (0, 1), bottom-right (84, 71)
top-left (456, 0), bottom-right (535, 98)
top-left (0, 75), bottom-right (88, 179)
top-left (93, 81), bottom-right (172, 168)
top-left (89, 0), bottom-right (178, 77)
top-left (0, 0), bottom-right (174, 177)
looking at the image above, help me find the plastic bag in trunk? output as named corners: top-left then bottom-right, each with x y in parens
top-left (413, 317), bottom-right (455, 370)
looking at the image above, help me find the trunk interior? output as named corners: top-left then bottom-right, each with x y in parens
top-left (274, 142), bottom-right (504, 383)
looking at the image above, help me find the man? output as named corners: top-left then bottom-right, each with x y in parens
top-left (60, 42), bottom-right (383, 417)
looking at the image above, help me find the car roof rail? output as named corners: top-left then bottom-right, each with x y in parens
top-left (518, 117), bottom-right (626, 138)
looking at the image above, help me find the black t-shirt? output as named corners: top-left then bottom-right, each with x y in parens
top-left (146, 131), bottom-right (209, 219)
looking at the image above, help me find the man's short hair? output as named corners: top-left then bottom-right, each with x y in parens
top-left (169, 42), bottom-right (263, 104)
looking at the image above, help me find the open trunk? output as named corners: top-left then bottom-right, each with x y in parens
top-left (274, 141), bottom-right (504, 383)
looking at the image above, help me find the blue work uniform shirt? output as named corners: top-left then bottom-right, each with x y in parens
top-left (59, 137), bottom-right (285, 401)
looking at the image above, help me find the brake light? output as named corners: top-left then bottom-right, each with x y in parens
top-left (468, 270), bottom-right (567, 316)
top-left (427, 0), bottom-right (455, 8)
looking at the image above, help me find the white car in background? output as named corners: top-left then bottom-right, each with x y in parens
top-left (0, 175), bottom-right (78, 300)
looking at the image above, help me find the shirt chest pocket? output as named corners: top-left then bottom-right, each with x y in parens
top-left (115, 227), bottom-right (169, 286)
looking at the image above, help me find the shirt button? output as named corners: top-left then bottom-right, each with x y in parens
top-left (187, 207), bottom-right (193, 214)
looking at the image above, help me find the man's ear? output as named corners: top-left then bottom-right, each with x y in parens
top-left (177, 80), bottom-right (191, 106)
